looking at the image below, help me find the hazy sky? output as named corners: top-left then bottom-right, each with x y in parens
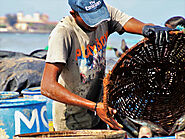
top-left (0, 0), bottom-right (185, 26)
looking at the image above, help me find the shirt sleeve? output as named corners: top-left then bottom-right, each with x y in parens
top-left (106, 4), bottom-right (133, 34)
top-left (46, 24), bottom-right (72, 63)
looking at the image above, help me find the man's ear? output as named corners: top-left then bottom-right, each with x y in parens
top-left (70, 10), bottom-right (76, 18)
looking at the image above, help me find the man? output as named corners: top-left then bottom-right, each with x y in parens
top-left (165, 16), bottom-right (185, 29)
top-left (41, 0), bottom-right (172, 131)
top-left (165, 16), bottom-right (185, 33)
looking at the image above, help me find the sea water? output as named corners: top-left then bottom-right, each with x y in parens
top-left (0, 32), bottom-right (142, 72)
top-left (0, 33), bottom-right (49, 54)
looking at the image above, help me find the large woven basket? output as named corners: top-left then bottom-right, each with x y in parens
top-left (103, 31), bottom-right (185, 137)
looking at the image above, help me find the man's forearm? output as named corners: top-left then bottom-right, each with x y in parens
top-left (41, 62), bottom-right (97, 112)
top-left (41, 80), bottom-right (96, 112)
top-left (123, 17), bottom-right (154, 34)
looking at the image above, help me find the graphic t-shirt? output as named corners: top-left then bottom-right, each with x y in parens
top-left (46, 4), bottom-right (132, 130)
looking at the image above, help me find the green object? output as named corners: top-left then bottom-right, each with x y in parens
top-left (44, 45), bottom-right (48, 50)
top-left (106, 46), bottom-right (113, 50)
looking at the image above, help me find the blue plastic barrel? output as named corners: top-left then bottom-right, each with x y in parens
top-left (0, 99), bottom-right (49, 139)
top-left (0, 91), bottom-right (20, 100)
top-left (21, 87), bottom-right (53, 131)
top-left (21, 87), bottom-right (42, 99)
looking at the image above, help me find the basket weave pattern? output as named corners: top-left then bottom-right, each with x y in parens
top-left (103, 32), bottom-right (185, 136)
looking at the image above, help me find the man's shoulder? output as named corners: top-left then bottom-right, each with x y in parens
top-left (51, 16), bottom-right (76, 35)
top-left (105, 3), bottom-right (117, 14)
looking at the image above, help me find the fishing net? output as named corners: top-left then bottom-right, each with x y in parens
top-left (103, 31), bottom-right (185, 137)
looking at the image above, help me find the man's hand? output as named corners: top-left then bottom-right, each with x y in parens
top-left (96, 102), bottom-right (123, 130)
top-left (142, 25), bottom-right (173, 45)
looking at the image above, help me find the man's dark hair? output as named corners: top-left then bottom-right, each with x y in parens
top-left (165, 16), bottom-right (185, 28)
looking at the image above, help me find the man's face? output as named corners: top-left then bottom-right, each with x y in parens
top-left (70, 10), bottom-right (98, 32)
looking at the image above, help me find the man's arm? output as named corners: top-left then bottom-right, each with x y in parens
top-left (122, 17), bottom-right (174, 45)
top-left (122, 17), bottom-right (153, 34)
top-left (41, 62), bottom-right (123, 129)
top-left (41, 62), bottom-right (95, 110)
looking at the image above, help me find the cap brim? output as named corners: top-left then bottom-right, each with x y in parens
top-left (79, 4), bottom-right (110, 27)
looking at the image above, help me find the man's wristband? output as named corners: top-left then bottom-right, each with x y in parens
top-left (94, 102), bottom-right (98, 116)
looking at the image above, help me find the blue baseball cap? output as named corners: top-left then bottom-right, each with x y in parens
top-left (68, 0), bottom-right (110, 27)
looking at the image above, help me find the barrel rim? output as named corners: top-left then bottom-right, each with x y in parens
top-left (0, 91), bottom-right (20, 100)
top-left (0, 98), bottom-right (46, 108)
top-left (21, 87), bottom-right (41, 95)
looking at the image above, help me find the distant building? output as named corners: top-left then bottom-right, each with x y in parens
top-left (16, 12), bottom-right (48, 24)
top-left (15, 12), bottom-right (56, 32)
top-left (40, 14), bottom-right (49, 23)
top-left (0, 16), bottom-right (7, 25)
top-left (15, 23), bottom-right (28, 31)
top-left (0, 16), bottom-right (9, 32)
top-left (0, 12), bottom-right (57, 33)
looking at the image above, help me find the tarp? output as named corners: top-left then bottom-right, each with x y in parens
top-left (0, 50), bottom-right (47, 92)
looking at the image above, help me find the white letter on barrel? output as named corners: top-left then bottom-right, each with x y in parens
top-left (41, 105), bottom-right (49, 128)
top-left (14, 109), bottom-right (40, 135)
